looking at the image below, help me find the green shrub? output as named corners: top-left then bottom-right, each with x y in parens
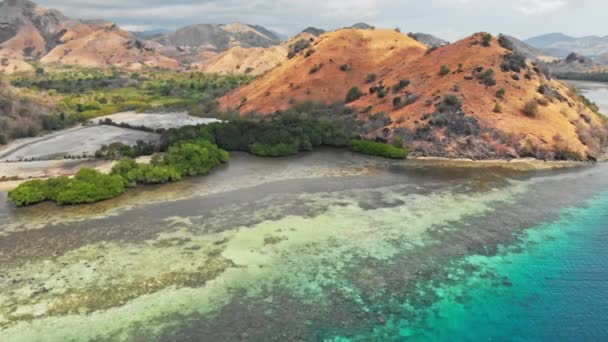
top-left (163, 140), bottom-right (229, 176)
top-left (493, 103), bottom-right (502, 113)
top-left (309, 63), bottom-right (323, 74)
top-left (439, 65), bottom-right (451, 76)
top-left (250, 143), bottom-right (299, 157)
top-left (393, 96), bottom-right (403, 108)
top-left (54, 169), bottom-right (125, 205)
top-left (339, 64), bottom-right (352, 72)
top-left (392, 79), bottom-right (410, 93)
top-left (482, 33), bottom-right (492, 47)
top-left (0, 133), bottom-right (6, 145)
top-left (523, 100), bottom-right (539, 117)
top-left (496, 88), bottom-right (506, 99)
top-left (346, 86), bottom-right (363, 103)
top-left (9, 169), bottom-right (125, 207)
top-left (365, 73), bottom-right (377, 83)
top-left (8, 180), bottom-right (48, 206)
top-left (350, 140), bottom-right (409, 159)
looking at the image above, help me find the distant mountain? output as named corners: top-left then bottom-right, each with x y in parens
top-left (196, 32), bottom-right (317, 76)
top-left (407, 32), bottom-right (448, 47)
top-left (0, 0), bottom-right (108, 57)
top-left (525, 33), bottom-right (576, 48)
top-left (0, 0), bottom-right (178, 72)
top-left (498, 35), bottom-right (548, 61)
top-left (131, 28), bottom-right (171, 39)
top-left (348, 23), bottom-right (375, 30)
top-left (525, 33), bottom-right (608, 57)
top-left (152, 23), bottom-right (281, 52)
top-left (302, 27), bottom-right (325, 37)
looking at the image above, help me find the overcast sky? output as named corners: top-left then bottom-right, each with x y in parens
top-left (35, 0), bottom-right (608, 41)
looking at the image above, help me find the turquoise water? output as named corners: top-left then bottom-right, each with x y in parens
top-left (2, 151), bottom-right (608, 341)
top-left (346, 191), bottom-right (608, 341)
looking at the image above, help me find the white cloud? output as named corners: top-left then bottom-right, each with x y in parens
top-left (516, 0), bottom-right (567, 15)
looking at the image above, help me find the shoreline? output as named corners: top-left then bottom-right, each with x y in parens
top-left (408, 156), bottom-right (593, 171)
top-left (0, 154), bottom-right (598, 193)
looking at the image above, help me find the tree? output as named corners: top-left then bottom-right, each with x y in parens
top-left (346, 86), bottom-right (363, 103)
top-left (482, 33), bottom-right (492, 47)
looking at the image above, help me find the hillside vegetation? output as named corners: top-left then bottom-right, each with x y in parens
top-left (2, 68), bottom-right (250, 143)
top-left (221, 30), bottom-right (608, 161)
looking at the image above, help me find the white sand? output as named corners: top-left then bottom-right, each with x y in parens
top-left (0, 125), bottom-right (158, 162)
top-left (94, 111), bottom-right (221, 130)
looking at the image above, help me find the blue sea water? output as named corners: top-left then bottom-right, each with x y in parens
top-left (395, 191), bottom-right (608, 341)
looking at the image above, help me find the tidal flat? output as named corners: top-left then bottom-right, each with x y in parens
top-left (1, 149), bottom-right (607, 341)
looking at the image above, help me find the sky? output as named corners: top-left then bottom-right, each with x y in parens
top-left (34, 0), bottom-right (608, 41)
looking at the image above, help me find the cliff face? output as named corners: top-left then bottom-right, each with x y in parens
top-left (221, 31), bottom-right (608, 160)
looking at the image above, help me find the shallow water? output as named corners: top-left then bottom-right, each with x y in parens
top-left (1, 148), bottom-right (607, 341)
top-left (565, 80), bottom-right (608, 115)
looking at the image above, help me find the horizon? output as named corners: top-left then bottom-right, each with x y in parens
top-left (27, 0), bottom-right (608, 41)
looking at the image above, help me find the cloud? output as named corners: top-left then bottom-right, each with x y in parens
top-left (515, 0), bottom-right (567, 15)
top-left (34, 0), bottom-right (606, 40)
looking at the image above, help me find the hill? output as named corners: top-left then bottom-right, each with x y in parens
top-left (152, 23), bottom-right (281, 52)
top-left (40, 25), bottom-right (179, 70)
top-left (407, 33), bottom-right (449, 47)
top-left (195, 32), bottom-right (316, 76)
top-left (220, 28), bottom-right (428, 113)
top-left (0, 0), bottom-right (178, 72)
top-left (526, 33), bottom-right (608, 57)
top-left (0, 79), bottom-right (56, 143)
top-left (221, 31), bottom-right (608, 160)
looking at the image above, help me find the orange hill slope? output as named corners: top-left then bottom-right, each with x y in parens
top-left (41, 26), bottom-right (179, 70)
top-left (220, 28), bottom-right (428, 113)
top-left (196, 32), bottom-right (316, 76)
top-left (221, 31), bottom-right (608, 160)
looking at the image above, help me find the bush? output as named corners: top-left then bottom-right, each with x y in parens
top-left (288, 39), bottom-right (311, 59)
top-left (498, 34), bottom-right (515, 51)
top-left (365, 73), bottom-right (377, 83)
top-left (475, 68), bottom-right (496, 86)
top-left (439, 65), bottom-right (451, 76)
top-left (309, 63), bottom-right (323, 74)
top-left (501, 53), bottom-right (526, 73)
top-left (9, 169), bottom-right (125, 207)
top-left (495, 88), bottom-right (506, 99)
top-left (482, 33), bottom-right (492, 47)
top-left (250, 143), bottom-right (299, 157)
top-left (523, 100), bottom-right (539, 117)
top-left (351, 140), bottom-right (409, 159)
top-left (392, 79), bottom-right (410, 93)
top-left (53, 169), bottom-right (125, 205)
top-left (493, 103), bottom-right (502, 113)
top-left (346, 86), bottom-right (363, 103)
top-left (7, 180), bottom-right (48, 206)
top-left (393, 96), bottom-right (403, 109)
top-left (162, 140), bottom-right (229, 176)
top-left (339, 64), bottom-right (352, 72)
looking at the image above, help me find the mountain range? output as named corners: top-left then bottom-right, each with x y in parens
top-left (525, 33), bottom-right (608, 58)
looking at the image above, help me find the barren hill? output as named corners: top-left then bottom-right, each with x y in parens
top-left (221, 31), bottom-right (608, 160)
top-left (196, 32), bottom-right (316, 76)
top-left (220, 28), bottom-right (428, 113)
top-left (152, 23), bottom-right (281, 54)
top-left (41, 26), bottom-right (178, 70)
top-left (0, 0), bottom-right (178, 72)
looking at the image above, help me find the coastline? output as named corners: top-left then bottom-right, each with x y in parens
top-left (0, 155), bottom-right (597, 193)
top-left (408, 156), bottom-right (592, 171)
